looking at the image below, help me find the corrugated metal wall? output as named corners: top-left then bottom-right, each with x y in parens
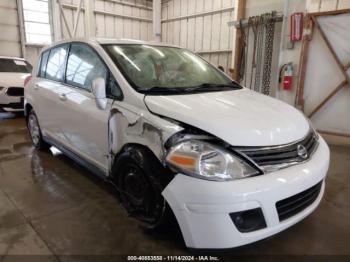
top-left (307, 0), bottom-right (350, 12)
top-left (0, 0), bottom-right (22, 57)
top-left (161, 0), bottom-right (235, 71)
top-left (245, 0), bottom-right (283, 17)
top-left (59, 0), bottom-right (153, 40)
top-left (26, 45), bottom-right (44, 66)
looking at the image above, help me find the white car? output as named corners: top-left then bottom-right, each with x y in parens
top-left (0, 56), bottom-right (32, 112)
top-left (24, 38), bottom-right (330, 250)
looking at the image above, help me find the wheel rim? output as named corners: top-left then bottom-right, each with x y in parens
top-left (28, 114), bottom-right (40, 145)
top-left (124, 167), bottom-right (146, 206)
top-left (120, 163), bottom-right (163, 224)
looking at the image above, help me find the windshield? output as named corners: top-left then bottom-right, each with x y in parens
top-left (103, 44), bottom-right (241, 94)
top-left (0, 59), bottom-right (32, 73)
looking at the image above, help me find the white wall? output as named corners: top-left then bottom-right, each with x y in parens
top-left (245, 0), bottom-right (283, 17)
top-left (275, 0), bottom-right (307, 105)
top-left (272, 0), bottom-right (350, 139)
top-left (307, 0), bottom-right (350, 12)
top-left (302, 13), bottom-right (350, 136)
top-left (0, 0), bottom-right (22, 57)
top-left (57, 0), bottom-right (153, 40)
top-left (277, 0), bottom-right (350, 106)
top-left (161, 0), bottom-right (235, 71)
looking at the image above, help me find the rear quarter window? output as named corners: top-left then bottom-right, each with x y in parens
top-left (38, 50), bottom-right (50, 78)
top-left (45, 44), bottom-right (69, 82)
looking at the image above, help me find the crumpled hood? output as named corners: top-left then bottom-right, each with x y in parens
top-left (0, 73), bottom-right (30, 87)
top-left (145, 89), bottom-right (310, 146)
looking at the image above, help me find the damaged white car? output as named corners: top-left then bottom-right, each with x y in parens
top-left (24, 39), bottom-right (330, 250)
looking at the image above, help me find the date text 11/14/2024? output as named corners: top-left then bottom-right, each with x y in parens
top-left (127, 256), bottom-right (221, 261)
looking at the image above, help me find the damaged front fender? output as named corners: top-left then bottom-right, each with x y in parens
top-left (108, 104), bottom-right (183, 173)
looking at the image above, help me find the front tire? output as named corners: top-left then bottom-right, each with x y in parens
top-left (27, 110), bottom-right (50, 150)
top-left (112, 146), bottom-right (175, 229)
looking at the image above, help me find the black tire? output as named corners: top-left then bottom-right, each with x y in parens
top-left (111, 145), bottom-right (176, 230)
top-left (27, 109), bottom-right (50, 150)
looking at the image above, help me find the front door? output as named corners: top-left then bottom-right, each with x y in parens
top-left (59, 43), bottom-right (111, 173)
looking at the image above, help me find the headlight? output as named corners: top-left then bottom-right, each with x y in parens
top-left (165, 140), bottom-right (261, 181)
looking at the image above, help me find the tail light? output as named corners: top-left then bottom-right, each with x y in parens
top-left (24, 75), bottom-right (32, 87)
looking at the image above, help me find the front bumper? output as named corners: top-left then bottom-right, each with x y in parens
top-left (162, 137), bottom-right (330, 249)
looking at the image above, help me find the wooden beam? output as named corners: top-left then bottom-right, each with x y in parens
top-left (308, 80), bottom-right (347, 118)
top-left (311, 8), bottom-right (350, 17)
top-left (57, 0), bottom-right (72, 37)
top-left (344, 61), bottom-right (350, 71)
top-left (72, 0), bottom-right (83, 37)
top-left (318, 130), bottom-right (350, 138)
top-left (233, 0), bottom-right (246, 81)
top-left (296, 15), bottom-right (313, 110)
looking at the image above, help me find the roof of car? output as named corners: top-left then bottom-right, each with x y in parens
top-left (0, 56), bottom-right (26, 61)
top-left (41, 37), bottom-right (181, 52)
top-left (95, 38), bottom-right (178, 47)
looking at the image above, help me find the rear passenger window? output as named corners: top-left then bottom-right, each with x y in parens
top-left (66, 44), bottom-right (107, 91)
top-left (38, 50), bottom-right (49, 78)
top-left (46, 44), bottom-right (69, 82)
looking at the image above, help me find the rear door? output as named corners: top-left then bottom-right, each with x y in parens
top-left (58, 43), bottom-right (112, 173)
top-left (32, 44), bottom-right (69, 142)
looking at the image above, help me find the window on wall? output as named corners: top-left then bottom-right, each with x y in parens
top-left (22, 0), bottom-right (52, 44)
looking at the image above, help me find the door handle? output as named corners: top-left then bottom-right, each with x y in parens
top-left (59, 93), bottom-right (67, 101)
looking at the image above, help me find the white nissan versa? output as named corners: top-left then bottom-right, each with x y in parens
top-left (0, 56), bottom-right (32, 112)
top-left (25, 38), bottom-right (330, 250)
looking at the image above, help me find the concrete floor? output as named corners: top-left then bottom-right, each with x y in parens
top-left (0, 112), bottom-right (349, 259)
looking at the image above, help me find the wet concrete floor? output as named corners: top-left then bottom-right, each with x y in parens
top-left (0, 112), bottom-right (349, 259)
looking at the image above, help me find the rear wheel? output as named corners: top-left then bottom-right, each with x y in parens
top-left (112, 146), bottom-right (175, 229)
top-left (27, 110), bottom-right (50, 150)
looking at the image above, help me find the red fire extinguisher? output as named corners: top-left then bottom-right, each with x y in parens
top-left (279, 63), bottom-right (293, 90)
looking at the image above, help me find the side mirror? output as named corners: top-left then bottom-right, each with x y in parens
top-left (92, 77), bottom-right (107, 110)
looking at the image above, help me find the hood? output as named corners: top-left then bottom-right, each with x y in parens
top-left (145, 89), bottom-right (310, 146)
top-left (0, 73), bottom-right (30, 87)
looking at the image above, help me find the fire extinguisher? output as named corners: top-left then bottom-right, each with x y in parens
top-left (279, 63), bottom-right (293, 90)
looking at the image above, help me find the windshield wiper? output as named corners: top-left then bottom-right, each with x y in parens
top-left (183, 83), bottom-right (240, 92)
top-left (139, 86), bottom-right (186, 94)
top-left (140, 83), bottom-right (241, 94)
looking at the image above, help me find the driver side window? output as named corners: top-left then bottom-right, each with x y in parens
top-left (66, 43), bottom-right (107, 91)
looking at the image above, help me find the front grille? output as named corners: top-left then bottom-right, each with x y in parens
top-left (6, 87), bottom-right (24, 96)
top-left (235, 131), bottom-right (318, 169)
top-left (276, 181), bottom-right (323, 221)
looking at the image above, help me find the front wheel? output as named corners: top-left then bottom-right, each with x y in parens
top-left (27, 110), bottom-right (50, 150)
top-left (112, 146), bottom-right (175, 229)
